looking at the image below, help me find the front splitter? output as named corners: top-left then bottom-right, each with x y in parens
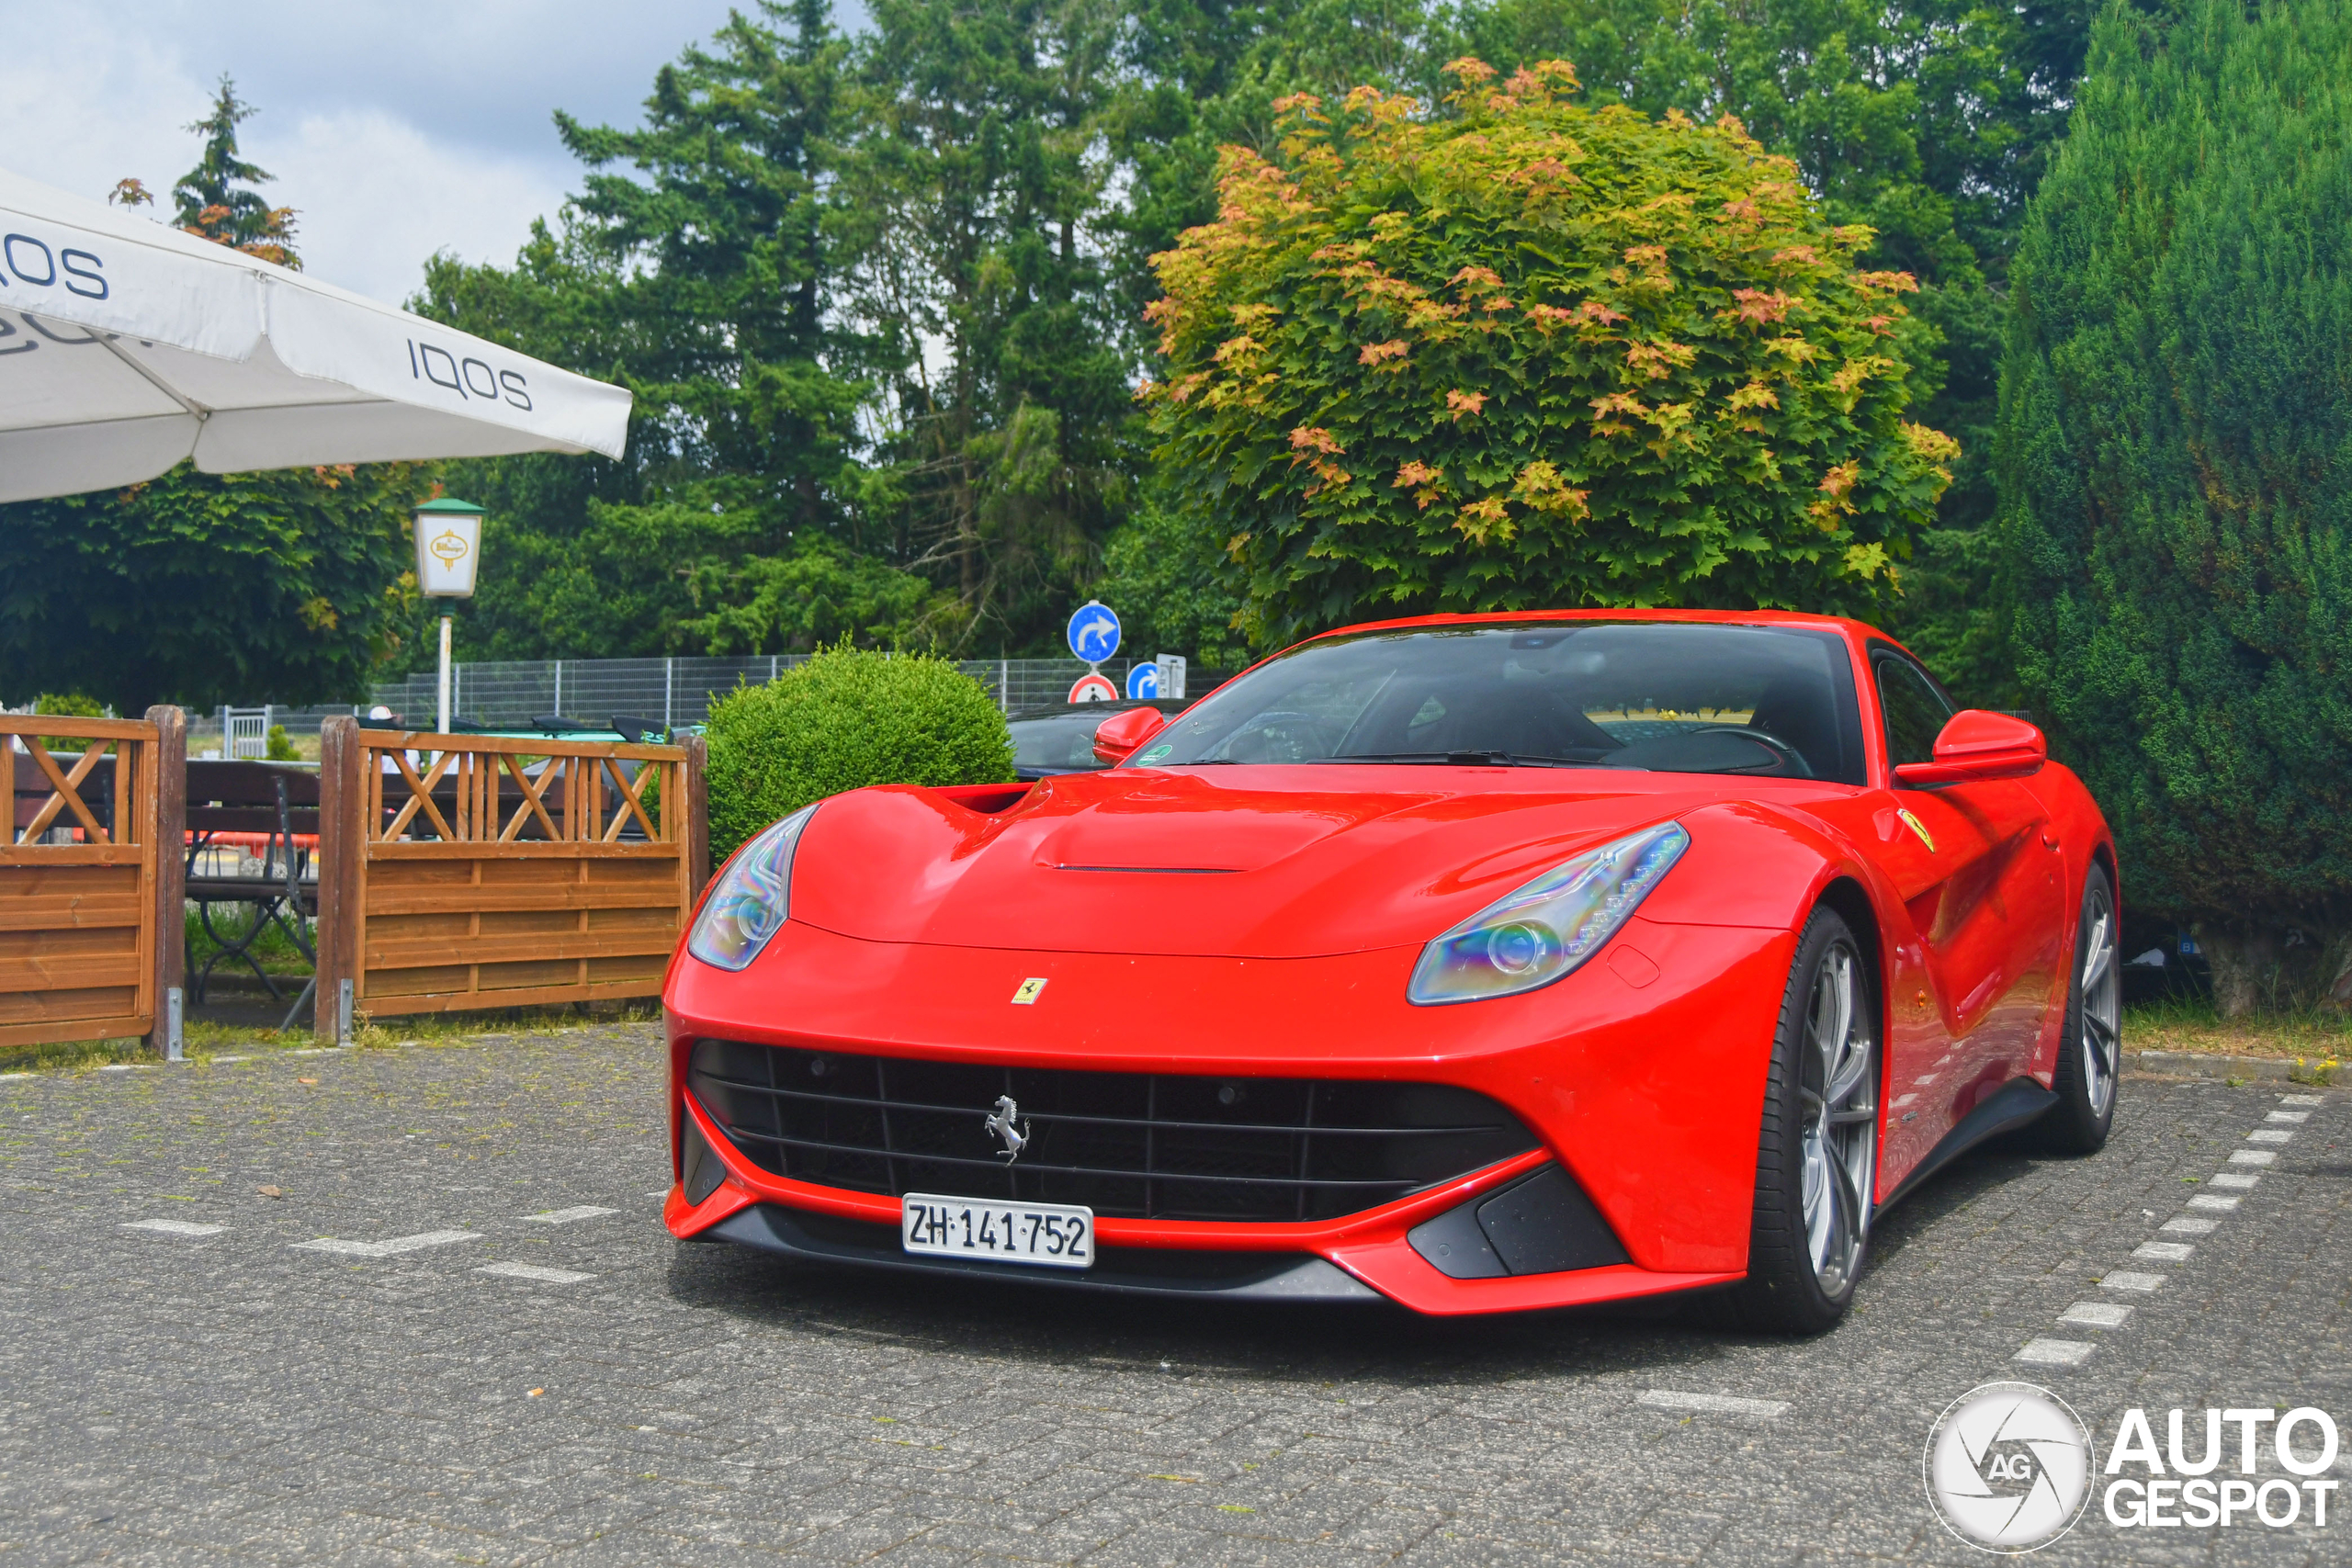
top-left (707, 1201), bottom-right (1385, 1302)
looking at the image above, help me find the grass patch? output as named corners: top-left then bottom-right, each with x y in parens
top-left (186, 904), bottom-right (314, 977)
top-left (1, 1000), bottom-right (662, 1075)
top-left (2126, 996), bottom-right (2352, 1070)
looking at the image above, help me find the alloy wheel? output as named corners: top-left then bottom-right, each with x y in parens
top-left (2079, 889), bottom-right (2120, 1118)
top-left (1798, 942), bottom-right (1876, 1297)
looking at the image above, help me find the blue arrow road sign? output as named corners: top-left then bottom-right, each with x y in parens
top-left (1125, 662), bottom-right (1161, 699)
top-left (1067, 601), bottom-right (1121, 664)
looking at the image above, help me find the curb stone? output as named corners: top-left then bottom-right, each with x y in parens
top-left (2125, 1049), bottom-right (2335, 1083)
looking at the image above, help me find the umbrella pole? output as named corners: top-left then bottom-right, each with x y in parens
top-left (436, 615), bottom-right (452, 735)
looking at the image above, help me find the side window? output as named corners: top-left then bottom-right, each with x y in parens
top-left (1874, 657), bottom-right (1953, 770)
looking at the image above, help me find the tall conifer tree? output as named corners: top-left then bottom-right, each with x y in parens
top-left (1997, 0), bottom-right (2352, 1012)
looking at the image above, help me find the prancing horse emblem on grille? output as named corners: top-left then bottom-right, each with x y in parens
top-left (983, 1095), bottom-right (1029, 1162)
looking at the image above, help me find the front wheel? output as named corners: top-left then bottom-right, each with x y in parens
top-left (2033, 867), bottom-right (2120, 1155)
top-left (1730, 907), bottom-right (1881, 1335)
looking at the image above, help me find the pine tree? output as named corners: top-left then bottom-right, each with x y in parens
top-left (834, 0), bottom-right (1136, 651)
top-left (413, 1), bottom-right (928, 660)
top-left (171, 76), bottom-right (300, 267)
top-left (1996, 0), bottom-right (2352, 1013)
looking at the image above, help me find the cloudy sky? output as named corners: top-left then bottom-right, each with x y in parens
top-left (0, 1), bottom-right (854, 305)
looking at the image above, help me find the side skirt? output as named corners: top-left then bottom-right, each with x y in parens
top-left (1879, 1077), bottom-right (2060, 1213)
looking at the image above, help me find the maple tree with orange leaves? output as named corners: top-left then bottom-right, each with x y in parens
top-left (1140, 57), bottom-right (1955, 649)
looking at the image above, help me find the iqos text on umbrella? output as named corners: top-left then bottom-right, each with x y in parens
top-left (407, 337), bottom-right (532, 411)
top-left (1, 232), bottom-right (107, 299)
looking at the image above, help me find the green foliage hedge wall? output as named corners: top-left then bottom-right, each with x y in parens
top-left (1997, 0), bottom-right (2352, 1009)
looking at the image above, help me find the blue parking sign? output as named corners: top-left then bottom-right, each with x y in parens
top-left (1066, 600), bottom-right (1122, 664)
top-left (1125, 662), bottom-right (1160, 699)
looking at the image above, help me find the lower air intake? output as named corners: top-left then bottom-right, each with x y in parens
top-left (686, 1039), bottom-right (1537, 1223)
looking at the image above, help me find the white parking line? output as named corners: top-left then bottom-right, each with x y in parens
top-left (1636, 1390), bottom-right (1789, 1417)
top-left (2057, 1099), bottom-right (2309, 1362)
top-left (292, 1229), bottom-right (482, 1258)
top-left (477, 1261), bottom-right (594, 1284)
top-left (123, 1219), bottom-right (226, 1237)
top-left (2060, 1302), bottom-right (2134, 1329)
top-left (522, 1205), bottom-right (616, 1224)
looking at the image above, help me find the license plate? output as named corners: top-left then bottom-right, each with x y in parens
top-left (900, 1193), bottom-right (1093, 1269)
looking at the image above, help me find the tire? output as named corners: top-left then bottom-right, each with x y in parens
top-left (2033, 867), bottom-right (2120, 1155)
top-left (1729, 907), bottom-right (1881, 1335)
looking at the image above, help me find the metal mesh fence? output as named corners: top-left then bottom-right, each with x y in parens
top-left (362, 655), bottom-right (1206, 730)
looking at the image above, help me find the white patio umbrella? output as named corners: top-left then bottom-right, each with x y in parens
top-left (0, 164), bottom-right (630, 504)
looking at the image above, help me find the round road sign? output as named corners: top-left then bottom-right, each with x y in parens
top-left (1066, 600), bottom-right (1121, 664)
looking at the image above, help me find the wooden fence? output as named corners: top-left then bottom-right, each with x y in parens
top-left (2, 709), bottom-right (183, 1051)
top-left (313, 719), bottom-right (707, 1038)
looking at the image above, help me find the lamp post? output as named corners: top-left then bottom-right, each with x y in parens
top-left (412, 499), bottom-right (484, 734)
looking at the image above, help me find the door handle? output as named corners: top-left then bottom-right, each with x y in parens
top-left (2041, 829), bottom-right (2062, 852)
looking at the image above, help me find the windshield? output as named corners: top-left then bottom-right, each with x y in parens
top-left (1127, 622), bottom-right (1865, 784)
top-left (1009, 709), bottom-right (1122, 772)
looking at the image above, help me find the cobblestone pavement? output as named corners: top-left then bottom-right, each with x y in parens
top-left (0, 1028), bottom-right (2343, 1566)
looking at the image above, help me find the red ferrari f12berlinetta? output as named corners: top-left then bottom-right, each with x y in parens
top-left (663, 611), bottom-right (2119, 1332)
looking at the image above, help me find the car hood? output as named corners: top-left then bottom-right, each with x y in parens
top-left (783, 765), bottom-right (1844, 959)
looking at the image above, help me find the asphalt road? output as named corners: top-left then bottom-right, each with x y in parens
top-left (0, 1027), bottom-right (2343, 1565)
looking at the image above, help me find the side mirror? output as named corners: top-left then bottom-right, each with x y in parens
top-left (1894, 709), bottom-right (2047, 788)
top-left (1091, 706), bottom-right (1168, 765)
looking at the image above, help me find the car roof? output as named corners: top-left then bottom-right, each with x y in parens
top-left (1282, 607), bottom-right (1923, 668)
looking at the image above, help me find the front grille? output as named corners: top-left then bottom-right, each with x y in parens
top-left (687, 1039), bottom-right (1538, 1223)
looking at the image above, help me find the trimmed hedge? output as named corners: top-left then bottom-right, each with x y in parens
top-left (705, 645), bottom-right (1015, 862)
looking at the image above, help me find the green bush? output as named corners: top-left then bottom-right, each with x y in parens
top-left (1996, 0), bottom-right (2352, 1015)
top-left (705, 644), bottom-right (1014, 862)
top-left (264, 724), bottom-right (300, 761)
top-left (33, 692), bottom-right (105, 753)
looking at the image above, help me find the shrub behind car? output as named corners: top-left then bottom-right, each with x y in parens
top-left (706, 645), bottom-right (1015, 862)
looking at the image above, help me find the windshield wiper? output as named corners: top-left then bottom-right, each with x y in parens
top-left (1306, 750), bottom-right (1601, 768)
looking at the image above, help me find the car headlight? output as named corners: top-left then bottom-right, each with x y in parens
top-left (686, 805), bottom-right (818, 971)
top-left (1408, 821), bottom-right (1690, 1005)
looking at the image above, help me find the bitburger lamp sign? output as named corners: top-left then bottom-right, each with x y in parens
top-left (413, 497), bottom-right (483, 598)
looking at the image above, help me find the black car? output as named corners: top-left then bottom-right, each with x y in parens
top-left (1008, 698), bottom-right (1192, 781)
